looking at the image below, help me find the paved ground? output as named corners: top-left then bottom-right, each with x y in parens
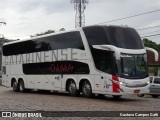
top-left (0, 85), bottom-right (159, 119)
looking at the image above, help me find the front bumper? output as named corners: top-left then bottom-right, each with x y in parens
top-left (119, 83), bottom-right (150, 94)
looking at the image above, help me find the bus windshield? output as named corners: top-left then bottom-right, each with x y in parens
top-left (83, 26), bottom-right (144, 49)
top-left (118, 54), bottom-right (148, 79)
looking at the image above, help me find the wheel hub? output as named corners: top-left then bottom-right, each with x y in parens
top-left (20, 84), bottom-right (23, 91)
top-left (69, 83), bottom-right (76, 93)
top-left (13, 82), bottom-right (17, 89)
top-left (84, 84), bottom-right (91, 95)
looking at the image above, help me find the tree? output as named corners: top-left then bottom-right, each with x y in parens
top-left (30, 30), bottom-right (55, 37)
top-left (158, 44), bottom-right (160, 51)
top-left (59, 28), bottom-right (65, 31)
top-left (30, 28), bottom-right (66, 38)
top-left (143, 38), bottom-right (159, 52)
top-left (0, 37), bottom-right (12, 47)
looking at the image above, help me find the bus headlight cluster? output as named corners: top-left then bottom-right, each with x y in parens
top-left (120, 82), bottom-right (123, 85)
top-left (119, 82), bottom-right (127, 86)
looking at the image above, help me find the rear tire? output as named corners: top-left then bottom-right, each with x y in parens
top-left (68, 80), bottom-right (80, 97)
top-left (13, 80), bottom-right (19, 92)
top-left (82, 81), bottom-right (93, 98)
top-left (137, 94), bottom-right (145, 97)
top-left (152, 95), bottom-right (159, 98)
top-left (19, 80), bottom-right (25, 92)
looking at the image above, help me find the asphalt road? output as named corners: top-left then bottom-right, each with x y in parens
top-left (0, 85), bottom-right (159, 119)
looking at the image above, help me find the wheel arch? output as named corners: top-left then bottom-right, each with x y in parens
top-left (18, 76), bottom-right (26, 86)
top-left (11, 77), bottom-right (17, 87)
top-left (79, 78), bottom-right (92, 92)
top-left (18, 78), bottom-right (24, 83)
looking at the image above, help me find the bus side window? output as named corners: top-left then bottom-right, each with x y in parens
top-left (99, 60), bottom-right (111, 73)
top-left (92, 48), bottom-right (112, 74)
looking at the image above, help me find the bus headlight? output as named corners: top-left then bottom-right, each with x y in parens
top-left (120, 82), bottom-right (123, 85)
top-left (119, 82), bottom-right (126, 86)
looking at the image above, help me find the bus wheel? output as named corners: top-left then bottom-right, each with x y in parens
top-left (152, 95), bottom-right (159, 98)
top-left (19, 80), bottom-right (25, 92)
top-left (82, 81), bottom-right (93, 98)
top-left (68, 80), bottom-right (80, 97)
top-left (13, 80), bottom-right (19, 92)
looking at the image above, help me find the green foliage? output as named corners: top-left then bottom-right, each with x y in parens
top-left (143, 38), bottom-right (160, 52)
top-left (30, 28), bottom-right (65, 38)
top-left (30, 30), bottom-right (55, 37)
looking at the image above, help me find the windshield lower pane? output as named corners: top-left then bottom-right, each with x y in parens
top-left (120, 54), bottom-right (147, 78)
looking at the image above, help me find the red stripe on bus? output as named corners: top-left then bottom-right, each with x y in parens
top-left (112, 76), bottom-right (120, 93)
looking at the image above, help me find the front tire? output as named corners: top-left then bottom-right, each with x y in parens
top-left (68, 80), bottom-right (80, 97)
top-left (82, 81), bottom-right (93, 98)
top-left (152, 95), bottom-right (159, 98)
top-left (137, 94), bottom-right (145, 97)
top-left (13, 80), bottom-right (19, 92)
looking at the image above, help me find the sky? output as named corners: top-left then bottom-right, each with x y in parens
top-left (0, 0), bottom-right (160, 44)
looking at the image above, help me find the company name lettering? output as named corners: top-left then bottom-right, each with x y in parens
top-left (4, 49), bottom-right (79, 65)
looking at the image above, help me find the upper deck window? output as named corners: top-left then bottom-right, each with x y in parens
top-left (3, 31), bottom-right (84, 56)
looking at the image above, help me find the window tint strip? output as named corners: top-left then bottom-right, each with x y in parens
top-left (23, 61), bottom-right (90, 75)
top-left (3, 31), bottom-right (84, 56)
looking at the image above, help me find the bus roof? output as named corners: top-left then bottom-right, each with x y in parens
top-left (3, 27), bottom-right (82, 46)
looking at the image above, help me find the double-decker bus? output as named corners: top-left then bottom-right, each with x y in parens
top-left (1, 25), bottom-right (159, 98)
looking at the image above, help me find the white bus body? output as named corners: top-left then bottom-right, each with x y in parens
top-left (1, 25), bottom-right (159, 98)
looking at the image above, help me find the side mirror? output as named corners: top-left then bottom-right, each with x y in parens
top-left (145, 47), bottom-right (159, 61)
top-left (92, 45), bottom-right (121, 60)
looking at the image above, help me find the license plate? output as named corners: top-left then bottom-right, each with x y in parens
top-left (134, 89), bottom-right (140, 93)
